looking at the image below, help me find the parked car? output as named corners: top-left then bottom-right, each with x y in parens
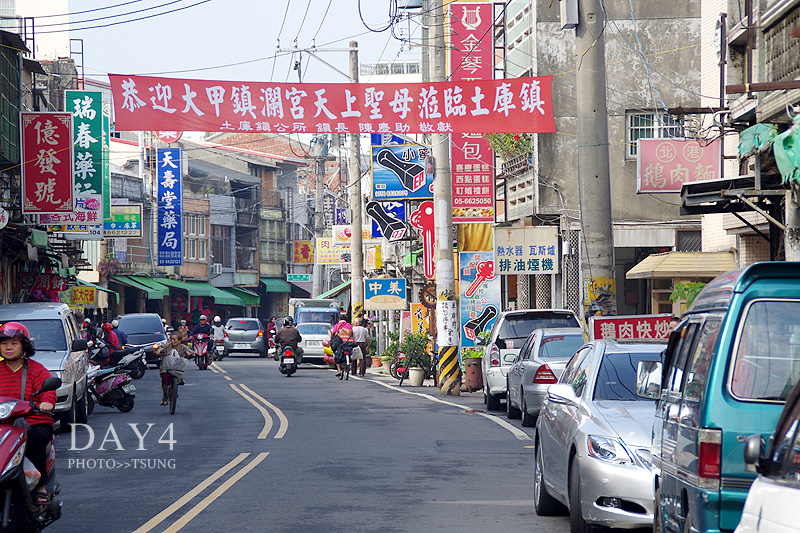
top-left (735, 377), bottom-right (800, 533)
top-left (0, 302), bottom-right (89, 429)
top-left (638, 262), bottom-right (800, 533)
top-left (115, 313), bottom-right (169, 366)
top-left (224, 318), bottom-right (267, 358)
top-left (506, 327), bottom-right (585, 426)
top-left (534, 338), bottom-right (663, 532)
top-left (297, 323), bottom-right (331, 362)
top-left (481, 309), bottom-right (580, 410)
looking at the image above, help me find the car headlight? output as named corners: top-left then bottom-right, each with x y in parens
top-left (586, 435), bottom-right (634, 464)
top-left (0, 401), bottom-right (17, 420)
top-left (635, 448), bottom-right (654, 468)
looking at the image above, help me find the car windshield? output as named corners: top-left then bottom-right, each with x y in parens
top-left (296, 312), bottom-right (337, 325)
top-left (115, 315), bottom-right (167, 344)
top-left (227, 320), bottom-right (260, 331)
top-left (498, 312), bottom-right (579, 347)
top-left (594, 351), bottom-right (661, 401)
top-left (298, 323), bottom-right (332, 335)
top-left (538, 334), bottom-right (584, 358)
top-left (10, 319), bottom-right (66, 352)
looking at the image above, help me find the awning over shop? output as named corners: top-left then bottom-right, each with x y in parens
top-left (260, 278), bottom-right (291, 293)
top-left (76, 279), bottom-right (119, 304)
top-left (288, 280), bottom-right (313, 295)
top-left (316, 280), bottom-right (351, 299)
top-left (224, 287), bottom-right (260, 306)
top-left (154, 278), bottom-right (244, 306)
top-left (626, 251), bottom-right (736, 280)
top-left (111, 276), bottom-right (168, 300)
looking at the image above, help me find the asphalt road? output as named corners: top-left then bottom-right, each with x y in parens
top-left (52, 355), bottom-right (575, 533)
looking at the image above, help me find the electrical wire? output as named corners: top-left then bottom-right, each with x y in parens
top-left (312, 0), bottom-right (333, 40)
top-left (35, 0), bottom-right (191, 28)
top-left (270, 0), bottom-right (293, 82)
top-left (35, 0), bottom-right (146, 18)
top-left (294, 0), bottom-right (314, 43)
top-left (37, 0), bottom-right (210, 34)
top-left (357, 0), bottom-right (397, 33)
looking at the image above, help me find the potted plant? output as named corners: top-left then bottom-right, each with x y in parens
top-left (461, 346), bottom-right (484, 392)
top-left (380, 331), bottom-right (400, 373)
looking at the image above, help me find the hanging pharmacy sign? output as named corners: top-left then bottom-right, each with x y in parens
top-left (493, 226), bottom-right (560, 275)
top-left (156, 148), bottom-right (183, 266)
top-left (109, 75), bottom-right (555, 134)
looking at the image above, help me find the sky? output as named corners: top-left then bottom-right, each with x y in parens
top-left (63, 0), bottom-right (422, 84)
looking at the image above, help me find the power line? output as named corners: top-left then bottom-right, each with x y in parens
top-left (271, 0), bottom-right (293, 82)
top-left (34, 0), bottom-right (146, 18)
top-left (37, 0), bottom-right (210, 34)
top-left (312, 0), bottom-right (333, 40)
top-left (35, 0), bottom-right (191, 28)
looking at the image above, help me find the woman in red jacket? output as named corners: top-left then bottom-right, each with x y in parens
top-left (0, 322), bottom-right (56, 505)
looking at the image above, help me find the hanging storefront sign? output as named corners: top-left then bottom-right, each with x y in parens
top-left (21, 112), bottom-right (74, 214)
top-left (114, 238), bottom-right (128, 263)
top-left (449, 2), bottom-right (495, 223)
top-left (364, 278), bottom-right (407, 310)
top-left (372, 144), bottom-right (433, 200)
top-left (493, 226), bottom-right (559, 275)
top-left (367, 201), bottom-right (407, 240)
top-left (109, 75), bottom-right (555, 134)
top-left (409, 201), bottom-right (436, 279)
top-left (332, 225), bottom-right (371, 246)
top-left (637, 139), bottom-right (720, 193)
top-left (322, 191), bottom-right (338, 228)
top-left (156, 147), bottom-right (183, 265)
top-left (64, 90), bottom-right (104, 238)
top-left (364, 243), bottom-right (382, 271)
top-left (70, 286), bottom-right (97, 306)
top-left (102, 101), bottom-right (112, 221)
top-left (104, 203), bottom-right (143, 237)
top-left (589, 314), bottom-right (674, 341)
top-left (316, 237), bottom-right (350, 264)
top-left (293, 240), bottom-right (315, 264)
top-left (459, 251), bottom-right (501, 346)
top-left (411, 303), bottom-right (431, 334)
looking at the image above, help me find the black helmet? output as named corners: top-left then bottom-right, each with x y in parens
top-left (284, 316), bottom-right (295, 327)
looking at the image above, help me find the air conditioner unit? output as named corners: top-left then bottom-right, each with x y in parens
top-left (210, 263), bottom-right (222, 275)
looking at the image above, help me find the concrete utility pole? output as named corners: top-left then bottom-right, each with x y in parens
top-left (348, 41), bottom-right (365, 319)
top-left (576, 0), bottom-right (616, 317)
top-left (312, 151), bottom-right (325, 297)
top-left (431, 0), bottom-right (461, 395)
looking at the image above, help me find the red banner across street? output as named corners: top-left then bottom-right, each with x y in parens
top-left (108, 74), bottom-right (555, 135)
top-left (20, 112), bottom-right (74, 214)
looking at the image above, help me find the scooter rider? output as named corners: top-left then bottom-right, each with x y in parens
top-left (274, 316), bottom-right (302, 354)
top-left (0, 322), bottom-right (56, 505)
top-left (111, 319), bottom-right (127, 346)
top-left (190, 315), bottom-right (214, 354)
top-left (211, 316), bottom-right (225, 360)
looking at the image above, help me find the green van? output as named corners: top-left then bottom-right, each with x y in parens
top-left (639, 262), bottom-right (800, 533)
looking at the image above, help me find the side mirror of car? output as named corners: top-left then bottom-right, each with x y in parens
top-left (743, 434), bottom-right (764, 474)
top-left (635, 360), bottom-right (662, 399)
top-left (71, 338), bottom-right (89, 352)
top-left (547, 383), bottom-right (577, 405)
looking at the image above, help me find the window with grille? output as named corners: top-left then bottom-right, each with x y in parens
top-left (625, 112), bottom-right (684, 159)
top-left (211, 225), bottom-right (232, 267)
top-left (183, 215), bottom-right (208, 261)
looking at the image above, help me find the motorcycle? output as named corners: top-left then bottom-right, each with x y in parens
top-left (190, 333), bottom-right (211, 370)
top-left (268, 338), bottom-right (277, 361)
top-left (278, 344), bottom-right (297, 377)
top-left (89, 339), bottom-right (146, 379)
top-left (86, 351), bottom-right (140, 413)
top-left (0, 376), bottom-right (63, 532)
top-left (214, 339), bottom-right (225, 361)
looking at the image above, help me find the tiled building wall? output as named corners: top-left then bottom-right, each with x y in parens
top-left (739, 235), bottom-right (770, 267)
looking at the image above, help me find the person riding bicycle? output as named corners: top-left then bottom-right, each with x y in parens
top-left (155, 331), bottom-right (195, 406)
top-left (333, 325), bottom-right (356, 377)
top-left (274, 316), bottom-right (302, 354)
top-left (189, 315), bottom-right (214, 356)
top-left (0, 322), bottom-right (56, 505)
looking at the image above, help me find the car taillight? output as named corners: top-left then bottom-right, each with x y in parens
top-left (490, 345), bottom-right (500, 367)
top-left (152, 344), bottom-right (159, 350)
top-left (698, 428), bottom-right (722, 479)
top-left (257, 330), bottom-right (264, 337)
top-left (532, 364), bottom-right (558, 384)
top-left (224, 332), bottom-right (228, 338)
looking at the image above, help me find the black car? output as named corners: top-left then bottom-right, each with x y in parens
top-left (115, 313), bottom-right (169, 366)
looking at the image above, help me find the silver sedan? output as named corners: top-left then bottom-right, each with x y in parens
top-left (533, 339), bottom-right (664, 531)
top-left (506, 328), bottom-right (584, 427)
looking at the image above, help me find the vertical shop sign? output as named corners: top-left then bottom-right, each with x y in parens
top-left (459, 251), bottom-right (501, 346)
top-left (157, 148), bottom-right (183, 265)
top-left (102, 101), bottom-right (112, 220)
top-left (20, 112), bottom-right (74, 214)
top-left (65, 90), bottom-right (104, 237)
top-left (449, 2), bottom-right (494, 223)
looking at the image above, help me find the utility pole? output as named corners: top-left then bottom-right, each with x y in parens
top-left (576, 0), bottom-right (616, 317)
top-left (348, 41), bottom-right (365, 320)
top-left (312, 136), bottom-right (326, 297)
top-left (431, 0), bottom-right (461, 395)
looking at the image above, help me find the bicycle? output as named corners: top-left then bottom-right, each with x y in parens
top-left (397, 353), bottom-right (439, 387)
top-left (338, 352), bottom-right (350, 381)
top-left (167, 373), bottom-right (179, 414)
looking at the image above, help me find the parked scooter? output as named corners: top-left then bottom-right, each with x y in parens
top-left (214, 339), bottom-right (225, 361)
top-left (86, 351), bottom-right (140, 413)
top-left (268, 338), bottom-right (278, 361)
top-left (190, 333), bottom-right (211, 370)
top-left (89, 339), bottom-right (146, 379)
top-left (278, 344), bottom-right (297, 377)
top-left (0, 376), bottom-right (63, 532)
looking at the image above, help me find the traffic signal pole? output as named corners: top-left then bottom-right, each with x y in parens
top-left (432, 0), bottom-right (461, 395)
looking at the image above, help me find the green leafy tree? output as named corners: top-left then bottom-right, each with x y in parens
top-left (670, 281), bottom-right (707, 307)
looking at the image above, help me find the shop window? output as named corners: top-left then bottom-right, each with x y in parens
top-left (625, 112), bottom-right (683, 159)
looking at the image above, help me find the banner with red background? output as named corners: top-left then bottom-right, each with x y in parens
top-left (21, 112), bottom-right (74, 214)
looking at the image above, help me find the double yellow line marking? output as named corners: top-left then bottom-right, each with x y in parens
top-left (229, 383), bottom-right (289, 440)
top-left (132, 452), bottom-right (269, 533)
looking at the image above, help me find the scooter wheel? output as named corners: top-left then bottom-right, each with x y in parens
top-left (117, 395), bottom-right (134, 412)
